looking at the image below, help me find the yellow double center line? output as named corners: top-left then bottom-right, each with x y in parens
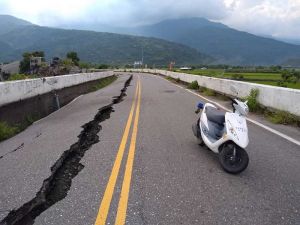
top-left (95, 78), bottom-right (141, 225)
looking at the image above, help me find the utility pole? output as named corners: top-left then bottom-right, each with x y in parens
top-left (141, 46), bottom-right (144, 67)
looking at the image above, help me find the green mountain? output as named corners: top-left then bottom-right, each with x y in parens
top-left (0, 16), bottom-right (212, 66)
top-left (0, 15), bottom-right (32, 35)
top-left (125, 18), bottom-right (300, 65)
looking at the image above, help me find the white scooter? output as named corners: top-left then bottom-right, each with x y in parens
top-left (192, 91), bottom-right (249, 174)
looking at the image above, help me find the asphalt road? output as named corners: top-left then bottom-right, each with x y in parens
top-left (0, 73), bottom-right (299, 225)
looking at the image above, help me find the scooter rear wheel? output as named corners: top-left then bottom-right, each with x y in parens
top-left (219, 143), bottom-right (249, 174)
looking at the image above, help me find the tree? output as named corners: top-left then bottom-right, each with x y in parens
top-left (19, 52), bottom-right (31, 73)
top-left (19, 51), bottom-right (45, 73)
top-left (98, 64), bottom-right (109, 69)
top-left (281, 70), bottom-right (292, 82)
top-left (66, 52), bottom-right (80, 66)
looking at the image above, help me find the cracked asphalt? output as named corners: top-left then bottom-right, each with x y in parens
top-left (0, 73), bottom-right (299, 225)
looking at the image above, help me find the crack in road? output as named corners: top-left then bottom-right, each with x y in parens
top-left (0, 75), bottom-right (132, 225)
top-left (0, 143), bottom-right (24, 160)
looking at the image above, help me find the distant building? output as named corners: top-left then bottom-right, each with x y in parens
top-left (200, 67), bottom-right (207, 70)
top-left (30, 57), bottom-right (43, 69)
top-left (180, 66), bottom-right (192, 70)
top-left (134, 61), bottom-right (143, 68)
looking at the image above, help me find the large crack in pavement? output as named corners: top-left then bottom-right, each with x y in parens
top-left (0, 75), bottom-right (133, 225)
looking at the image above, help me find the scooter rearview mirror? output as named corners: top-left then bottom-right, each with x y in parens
top-left (197, 102), bottom-right (204, 109)
top-left (195, 101), bottom-right (204, 114)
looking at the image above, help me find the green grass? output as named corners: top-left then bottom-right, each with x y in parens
top-left (252, 81), bottom-right (300, 89)
top-left (266, 110), bottom-right (300, 126)
top-left (0, 122), bottom-right (20, 142)
top-left (90, 75), bottom-right (117, 91)
top-left (7, 74), bottom-right (37, 81)
top-left (0, 114), bottom-right (41, 142)
top-left (225, 72), bottom-right (281, 80)
top-left (182, 69), bottom-right (281, 80)
top-left (179, 69), bottom-right (300, 89)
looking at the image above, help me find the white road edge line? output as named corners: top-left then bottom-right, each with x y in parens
top-left (34, 95), bottom-right (83, 124)
top-left (156, 75), bottom-right (300, 147)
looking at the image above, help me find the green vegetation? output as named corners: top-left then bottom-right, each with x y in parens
top-left (79, 62), bottom-right (92, 69)
top-left (90, 75), bottom-right (117, 92)
top-left (129, 17), bottom-right (300, 65)
top-left (98, 64), bottom-right (110, 69)
top-left (245, 89), bottom-right (260, 112)
top-left (266, 110), bottom-right (299, 125)
top-left (19, 51), bottom-right (44, 73)
top-left (66, 51), bottom-right (80, 66)
top-left (239, 88), bottom-right (299, 125)
top-left (188, 80), bottom-right (199, 89)
top-left (0, 122), bottom-right (19, 142)
top-left (166, 76), bottom-right (173, 81)
top-left (0, 24), bottom-right (211, 66)
top-left (7, 73), bottom-right (36, 81)
top-left (253, 81), bottom-right (300, 89)
top-left (0, 114), bottom-right (40, 142)
top-left (179, 69), bottom-right (300, 90)
top-left (201, 87), bottom-right (216, 96)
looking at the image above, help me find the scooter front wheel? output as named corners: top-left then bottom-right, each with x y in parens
top-left (219, 144), bottom-right (249, 174)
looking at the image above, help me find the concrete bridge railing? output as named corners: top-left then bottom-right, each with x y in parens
top-left (123, 69), bottom-right (300, 116)
top-left (0, 71), bottom-right (114, 107)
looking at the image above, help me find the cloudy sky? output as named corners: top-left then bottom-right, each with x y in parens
top-left (0, 0), bottom-right (299, 39)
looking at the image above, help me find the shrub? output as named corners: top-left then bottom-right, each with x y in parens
top-left (276, 81), bottom-right (287, 87)
top-left (232, 74), bottom-right (244, 80)
top-left (66, 51), bottom-right (80, 66)
top-left (203, 89), bottom-right (216, 96)
top-left (238, 74), bottom-right (244, 80)
top-left (266, 111), bottom-right (299, 125)
top-left (98, 64), bottom-right (109, 69)
top-left (188, 80), bottom-right (199, 89)
top-left (246, 89), bottom-right (260, 112)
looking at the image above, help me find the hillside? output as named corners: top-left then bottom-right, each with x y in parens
top-left (0, 15), bottom-right (32, 35)
top-left (123, 18), bottom-right (300, 65)
top-left (0, 16), bottom-right (212, 66)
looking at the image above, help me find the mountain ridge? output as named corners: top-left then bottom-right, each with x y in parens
top-left (0, 17), bottom-right (212, 65)
top-left (127, 18), bottom-right (300, 65)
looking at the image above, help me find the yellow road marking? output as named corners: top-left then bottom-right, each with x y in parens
top-left (115, 79), bottom-right (142, 225)
top-left (94, 81), bottom-right (139, 225)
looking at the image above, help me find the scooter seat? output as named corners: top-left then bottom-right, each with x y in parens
top-left (206, 106), bottom-right (225, 125)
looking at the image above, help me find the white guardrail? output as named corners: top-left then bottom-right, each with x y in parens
top-left (125, 69), bottom-right (300, 116)
top-left (0, 71), bottom-right (114, 107)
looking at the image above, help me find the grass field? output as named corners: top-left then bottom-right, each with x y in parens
top-left (177, 69), bottom-right (300, 89)
top-left (252, 81), bottom-right (300, 89)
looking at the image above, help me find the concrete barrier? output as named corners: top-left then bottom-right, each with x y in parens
top-left (0, 71), bottom-right (114, 107)
top-left (123, 69), bottom-right (300, 116)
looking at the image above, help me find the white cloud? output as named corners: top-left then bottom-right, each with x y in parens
top-left (222, 0), bottom-right (300, 38)
top-left (0, 0), bottom-right (299, 39)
